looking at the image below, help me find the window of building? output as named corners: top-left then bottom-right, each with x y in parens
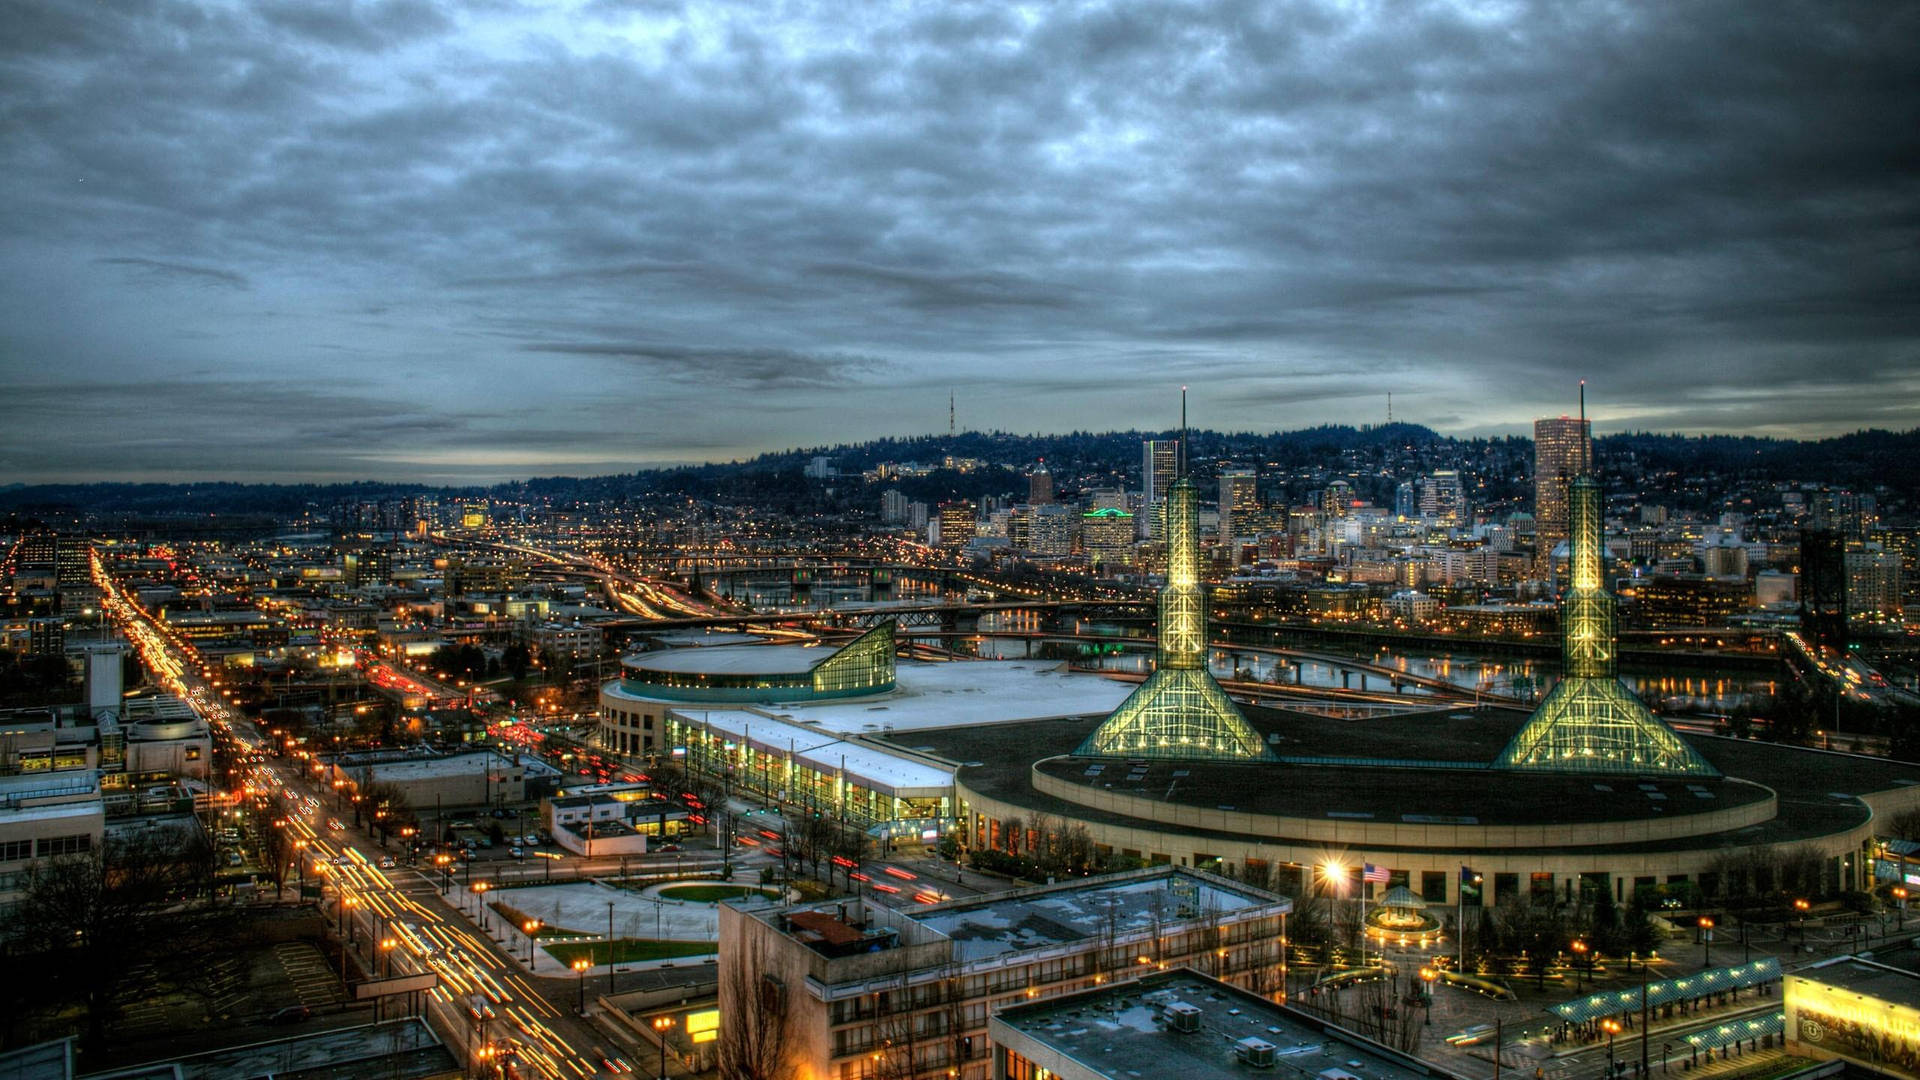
top-left (1529, 872), bottom-right (1555, 905)
top-left (1494, 872), bottom-right (1519, 905)
top-left (38, 834), bottom-right (92, 857)
top-left (0, 840), bottom-right (32, 862)
top-left (1421, 870), bottom-right (1447, 904)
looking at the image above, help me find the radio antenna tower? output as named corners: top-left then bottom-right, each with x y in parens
top-left (949, 390), bottom-right (955, 438)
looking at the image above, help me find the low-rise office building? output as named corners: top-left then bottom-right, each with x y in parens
top-left (0, 770), bottom-right (105, 919)
top-left (323, 748), bottom-right (560, 809)
top-left (718, 866), bottom-right (1290, 1080)
top-left (992, 968), bottom-right (1470, 1080)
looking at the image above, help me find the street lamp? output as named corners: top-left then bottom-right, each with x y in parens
top-left (472, 882), bottom-right (491, 929)
top-left (1697, 916), bottom-right (1714, 969)
top-left (1571, 939), bottom-right (1588, 989)
top-left (379, 935), bottom-right (396, 976)
top-left (1418, 967), bottom-right (1436, 1026)
top-left (1602, 1018), bottom-right (1622, 1076)
top-left (342, 895), bottom-right (359, 942)
top-left (573, 958), bottom-right (591, 1013)
top-left (652, 1015), bottom-right (675, 1080)
top-left (524, 919), bottom-right (542, 964)
top-left (1896, 886), bottom-right (1909, 931)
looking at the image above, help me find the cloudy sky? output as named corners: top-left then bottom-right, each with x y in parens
top-left (2, 0), bottom-right (1915, 483)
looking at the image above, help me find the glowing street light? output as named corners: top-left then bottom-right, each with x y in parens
top-left (652, 1016), bottom-right (675, 1080)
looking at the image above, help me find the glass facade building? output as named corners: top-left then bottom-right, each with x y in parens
top-left (615, 622), bottom-right (896, 703)
top-left (1496, 475), bottom-right (1718, 776)
top-left (1078, 474), bottom-right (1274, 761)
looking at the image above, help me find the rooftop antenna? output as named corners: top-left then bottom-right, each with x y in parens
top-left (1179, 385), bottom-right (1189, 478)
top-left (1579, 379), bottom-right (1590, 474)
top-left (949, 390), bottom-right (955, 439)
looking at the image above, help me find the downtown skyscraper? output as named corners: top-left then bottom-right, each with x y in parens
top-left (1533, 414), bottom-right (1592, 573)
top-left (1141, 438), bottom-right (1179, 539)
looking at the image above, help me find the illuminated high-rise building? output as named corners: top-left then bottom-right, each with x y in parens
top-left (1028, 461), bottom-right (1054, 506)
top-left (1534, 415), bottom-right (1592, 571)
top-left (1218, 468), bottom-right (1258, 548)
top-left (1497, 393), bottom-right (1715, 776)
top-left (936, 501), bottom-right (977, 550)
top-left (1081, 507), bottom-right (1135, 570)
top-left (1420, 469), bottom-right (1466, 526)
top-left (1141, 439), bottom-right (1179, 539)
top-left (1080, 401), bottom-right (1273, 762)
top-left (1319, 480), bottom-right (1353, 519)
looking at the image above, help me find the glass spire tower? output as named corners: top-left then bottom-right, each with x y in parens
top-left (1495, 390), bottom-right (1717, 776)
top-left (1078, 398), bottom-right (1273, 761)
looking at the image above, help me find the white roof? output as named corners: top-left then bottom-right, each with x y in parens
top-left (781, 660), bottom-right (1133, 734)
top-left (603, 659), bottom-right (1132, 735)
top-left (626, 644), bottom-right (825, 675)
top-left (677, 708), bottom-right (954, 797)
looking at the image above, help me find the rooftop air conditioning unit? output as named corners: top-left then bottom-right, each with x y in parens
top-left (1164, 1001), bottom-right (1201, 1033)
top-left (1235, 1039), bottom-right (1277, 1069)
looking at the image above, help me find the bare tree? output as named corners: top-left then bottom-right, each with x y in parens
top-left (718, 938), bottom-right (792, 1080)
top-left (13, 828), bottom-right (232, 1053)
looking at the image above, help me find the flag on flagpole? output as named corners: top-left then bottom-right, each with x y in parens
top-left (1363, 863), bottom-right (1389, 883)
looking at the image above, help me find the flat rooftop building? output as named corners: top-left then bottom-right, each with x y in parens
top-left (991, 968), bottom-right (1471, 1080)
top-left (719, 866), bottom-right (1291, 1080)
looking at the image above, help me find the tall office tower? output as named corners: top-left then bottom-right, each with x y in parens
top-left (936, 501), bottom-right (977, 551)
top-left (1845, 544), bottom-right (1904, 633)
top-left (1217, 468), bottom-right (1258, 549)
top-left (1028, 504), bottom-right (1076, 556)
top-left (1141, 439), bottom-right (1179, 539)
top-left (1800, 528), bottom-right (1849, 649)
top-left (1081, 508), bottom-right (1135, 569)
top-left (1319, 480), bottom-right (1354, 519)
top-left (1394, 481), bottom-right (1417, 521)
top-left (1812, 490), bottom-right (1874, 539)
top-left (1079, 415), bottom-right (1272, 762)
top-left (1533, 415), bottom-right (1592, 571)
top-left (1028, 461), bottom-right (1054, 506)
top-left (880, 489), bottom-right (910, 524)
top-left (1420, 469), bottom-right (1467, 526)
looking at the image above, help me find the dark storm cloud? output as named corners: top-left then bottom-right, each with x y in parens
top-left (0, 0), bottom-right (1914, 481)
top-left (521, 342), bottom-right (888, 390)
top-left (95, 257), bottom-right (250, 290)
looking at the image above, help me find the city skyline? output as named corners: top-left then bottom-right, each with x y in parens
top-left (2, 1), bottom-right (1915, 485)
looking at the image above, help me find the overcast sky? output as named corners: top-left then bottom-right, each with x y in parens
top-left (2, 0), bottom-right (1915, 483)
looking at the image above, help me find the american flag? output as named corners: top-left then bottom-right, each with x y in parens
top-left (1363, 863), bottom-right (1389, 883)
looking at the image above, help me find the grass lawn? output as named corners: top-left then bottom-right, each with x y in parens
top-left (657, 883), bottom-right (781, 903)
top-left (544, 939), bottom-right (716, 965)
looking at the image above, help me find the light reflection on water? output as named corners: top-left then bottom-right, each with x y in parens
top-left (708, 583), bottom-right (1779, 712)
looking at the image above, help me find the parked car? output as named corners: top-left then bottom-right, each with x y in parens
top-left (509, 847), bottom-right (525, 859)
top-left (378, 856), bottom-right (396, 869)
top-left (269, 1005), bottom-right (312, 1024)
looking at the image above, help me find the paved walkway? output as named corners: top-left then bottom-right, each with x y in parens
top-left (471, 872), bottom-right (789, 976)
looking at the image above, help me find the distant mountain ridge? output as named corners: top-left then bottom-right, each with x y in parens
top-left (1, 425), bottom-right (1915, 517)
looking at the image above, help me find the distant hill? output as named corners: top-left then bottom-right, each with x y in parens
top-left (1, 425), bottom-right (1914, 518)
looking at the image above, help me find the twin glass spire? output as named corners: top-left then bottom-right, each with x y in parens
top-left (1078, 391), bottom-right (1274, 761)
top-left (1494, 385), bottom-right (1718, 776)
